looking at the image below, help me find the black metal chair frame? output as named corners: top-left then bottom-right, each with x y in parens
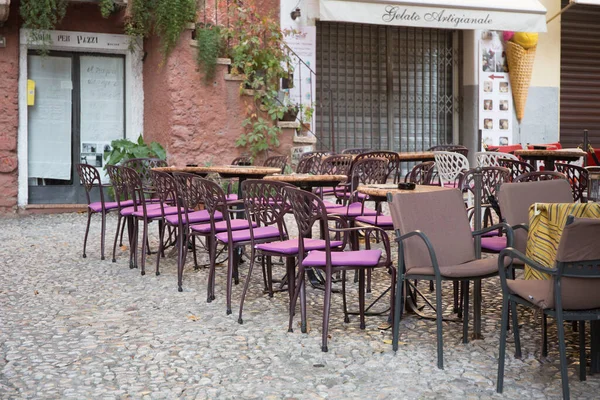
top-left (498, 158), bottom-right (535, 182)
top-left (263, 155), bottom-right (288, 174)
top-left (514, 170), bottom-right (567, 182)
top-left (555, 162), bottom-right (589, 203)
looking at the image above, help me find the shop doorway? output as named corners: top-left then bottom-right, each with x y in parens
top-left (27, 52), bottom-right (125, 204)
top-left (316, 22), bottom-right (456, 152)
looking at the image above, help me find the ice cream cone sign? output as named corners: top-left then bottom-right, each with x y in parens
top-left (503, 32), bottom-right (539, 122)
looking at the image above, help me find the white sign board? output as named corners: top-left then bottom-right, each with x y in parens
top-left (478, 32), bottom-right (514, 148)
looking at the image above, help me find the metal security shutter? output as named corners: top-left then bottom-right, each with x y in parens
top-left (560, 1), bottom-right (600, 148)
top-left (316, 22), bottom-right (454, 152)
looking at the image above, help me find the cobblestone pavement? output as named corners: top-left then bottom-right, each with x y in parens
top-left (1, 212), bottom-right (599, 399)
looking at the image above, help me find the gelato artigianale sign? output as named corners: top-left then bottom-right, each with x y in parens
top-left (382, 6), bottom-right (493, 28)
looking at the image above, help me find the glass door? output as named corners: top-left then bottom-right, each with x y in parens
top-left (27, 53), bottom-right (125, 204)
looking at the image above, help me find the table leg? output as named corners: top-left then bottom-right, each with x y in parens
top-left (545, 158), bottom-right (556, 171)
top-left (472, 280), bottom-right (483, 340)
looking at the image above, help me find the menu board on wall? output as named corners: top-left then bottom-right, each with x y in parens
top-left (478, 32), bottom-right (514, 148)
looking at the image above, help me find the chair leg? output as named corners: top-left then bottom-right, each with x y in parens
top-left (288, 265), bottom-right (305, 333)
top-left (100, 210), bottom-right (106, 260)
top-left (192, 235), bottom-right (198, 270)
top-left (130, 218), bottom-right (139, 269)
top-left (453, 281), bottom-right (459, 314)
top-left (580, 321), bottom-right (587, 382)
top-left (556, 310), bottom-right (571, 400)
top-left (238, 246), bottom-right (256, 324)
top-left (119, 217), bottom-right (126, 246)
top-left (462, 280), bottom-right (470, 344)
top-left (226, 245), bottom-right (235, 315)
top-left (82, 210), bottom-right (92, 258)
top-left (497, 295), bottom-right (510, 393)
top-left (112, 214), bottom-right (122, 263)
top-left (358, 269), bottom-right (366, 330)
top-left (140, 219), bottom-right (149, 276)
top-left (300, 268), bottom-right (308, 334)
top-left (206, 236), bottom-right (217, 301)
top-left (542, 314), bottom-right (548, 357)
top-left (155, 220), bottom-right (166, 276)
top-left (266, 256), bottom-right (274, 297)
top-left (322, 269), bottom-right (333, 352)
top-left (435, 278), bottom-right (444, 369)
top-left (176, 227), bottom-right (185, 292)
top-left (511, 300), bottom-right (522, 359)
top-left (392, 274), bottom-right (405, 352)
top-left (342, 271), bottom-right (349, 323)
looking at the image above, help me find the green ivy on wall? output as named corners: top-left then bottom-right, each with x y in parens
top-left (20, 0), bottom-right (68, 53)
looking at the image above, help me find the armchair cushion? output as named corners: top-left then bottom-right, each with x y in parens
top-left (191, 219), bottom-right (256, 234)
top-left (481, 236), bottom-right (507, 252)
top-left (89, 201), bottom-right (120, 212)
top-left (120, 203), bottom-right (161, 216)
top-left (325, 202), bottom-right (378, 217)
top-left (355, 215), bottom-right (393, 227)
top-left (507, 278), bottom-right (600, 310)
top-left (302, 249), bottom-right (382, 267)
top-left (256, 238), bottom-right (343, 255)
top-left (132, 206), bottom-right (182, 218)
top-left (165, 210), bottom-right (223, 225)
top-left (407, 257), bottom-right (504, 278)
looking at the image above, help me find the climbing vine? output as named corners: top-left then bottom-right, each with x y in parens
top-left (20, 0), bottom-right (68, 53)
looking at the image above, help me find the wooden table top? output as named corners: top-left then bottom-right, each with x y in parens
top-left (264, 174), bottom-right (347, 183)
top-left (396, 151), bottom-right (435, 161)
top-left (153, 165), bottom-right (281, 175)
top-left (357, 183), bottom-right (451, 198)
top-left (514, 149), bottom-right (586, 158)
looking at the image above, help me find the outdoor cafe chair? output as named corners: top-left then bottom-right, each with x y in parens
top-left (76, 163), bottom-right (120, 260)
top-left (388, 188), bottom-right (512, 369)
top-left (296, 151), bottom-right (332, 174)
top-left (433, 151), bottom-right (469, 188)
top-left (263, 155), bottom-right (288, 174)
top-left (353, 151), bottom-right (402, 183)
top-left (121, 167), bottom-right (181, 276)
top-left (122, 157), bottom-right (167, 191)
top-left (231, 156), bottom-right (253, 166)
top-left (284, 186), bottom-right (395, 352)
top-left (514, 171), bottom-right (567, 182)
top-left (498, 158), bottom-right (535, 182)
top-left (475, 151), bottom-right (518, 167)
top-left (555, 162), bottom-right (589, 203)
top-left (497, 216), bottom-right (600, 400)
top-left (237, 180), bottom-right (343, 324)
top-left (193, 177), bottom-right (285, 313)
top-left (403, 161), bottom-right (437, 185)
top-left (316, 154), bottom-right (354, 199)
top-left (497, 179), bottom-right (573, 270)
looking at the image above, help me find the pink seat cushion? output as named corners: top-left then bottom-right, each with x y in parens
top-left (322, 200), bottom-right (344, 209)
top-left (89, 201), bottom-right (120, 212)
top-left (256, 238), bottom-right (344, 255)
top-left (216, 226), bottom-right (281, 244)
top-left (226, 194), bottom-right (238, 202)
top-left (326, 202), bottom-right (378, 217)
top-left (481, 236), bottom-right (507, 252)
top-left (302, 249), bottom-right (382, 267)
top-left (337, 192), bottom-right (368, 200)
top-left (165, 210), bottom-right (223, 225)
top-left (355, 215), bottom-right (393, 227)
top-left (132, 206), bottom-right (181, 218)
top-left (191, 219), bottom-right (257, 234)
top-left (120, 203), bottom-right (161, 216)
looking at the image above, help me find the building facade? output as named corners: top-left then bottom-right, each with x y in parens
top-left (0, 0), bottom-right (598, 213)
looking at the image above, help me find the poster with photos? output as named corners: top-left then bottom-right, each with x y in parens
top-left (478, 31), bottom-right (514, 149)
top-left (80, 142), bottom-right (112, 183)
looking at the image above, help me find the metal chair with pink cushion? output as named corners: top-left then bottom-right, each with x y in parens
top-left (76, 163), bottom-right (119, 261)
top-left (284, 186), bottom-right (395, 352)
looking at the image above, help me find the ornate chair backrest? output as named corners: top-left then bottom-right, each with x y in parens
top-left (428, 144), bottom-right (469, 157)
top-left (354, 151), bottom-right (401, 182)
top-left (122, 158), bottom-right (167, 190)
top-left (149, 171), bottom-right (177, 217)
top-left (106, 164), bottom-right (130, 207)
top-left (296, 155), bottom-right (318, 174)
top-left (263, 155), bottom-right (288, 174)
top-left (241, 180), bottom-right (291, 238)
top-left (320, 154), bottom-right (354, 176)
top-left (341, 148), bottom-right (371, 155)
top-left (459, 166), bottom-right (511, 201)
top-left (231, 156), bottom-right (253, 166)
top-left (283, 186), bottom-right (334, 257)
top-left (433, 151), bottom-right (470, 187)
top-left (555, 162), bottom-right (589, 203)
top-left (498, 158), bottom-right (536, 182)
top-left (76, 163), bottom-right (104, 206)
top-left (196, 177), bottom-right (229, 226)
top-left (514, 171), bottom-right (567, 183)
top-left (349, 157), bottom-right (389, 192)
top-left (405, 161), bottom-right (437, 185)
top-left (120, 166), bottom-right (146, 213)
top-left (476, 151), bottom-right (518, 167)
top-left (172, 172), bottom-right (207, 230)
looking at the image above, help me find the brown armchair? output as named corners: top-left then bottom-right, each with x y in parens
top-left (497, 216), bottom-right (600, 400)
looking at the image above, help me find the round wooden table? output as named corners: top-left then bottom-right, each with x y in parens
top-left (513, 149), bottom-right (586, 171)
top-left (264, 174), bottom-right (347, 191)
top-left (357, 183), bottom-right (450, 201)
top-left (396, 151), bottom-right (436, 162)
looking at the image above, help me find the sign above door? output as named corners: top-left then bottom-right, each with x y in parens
top-left (23, 29), bottom-right (132, 51)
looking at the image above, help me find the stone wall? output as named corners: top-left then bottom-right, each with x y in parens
top-left (0, 1), bottom-right (20, 213)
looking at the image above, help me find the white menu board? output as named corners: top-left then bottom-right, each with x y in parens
top-left (478, 32), bottom-right (514, 148)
